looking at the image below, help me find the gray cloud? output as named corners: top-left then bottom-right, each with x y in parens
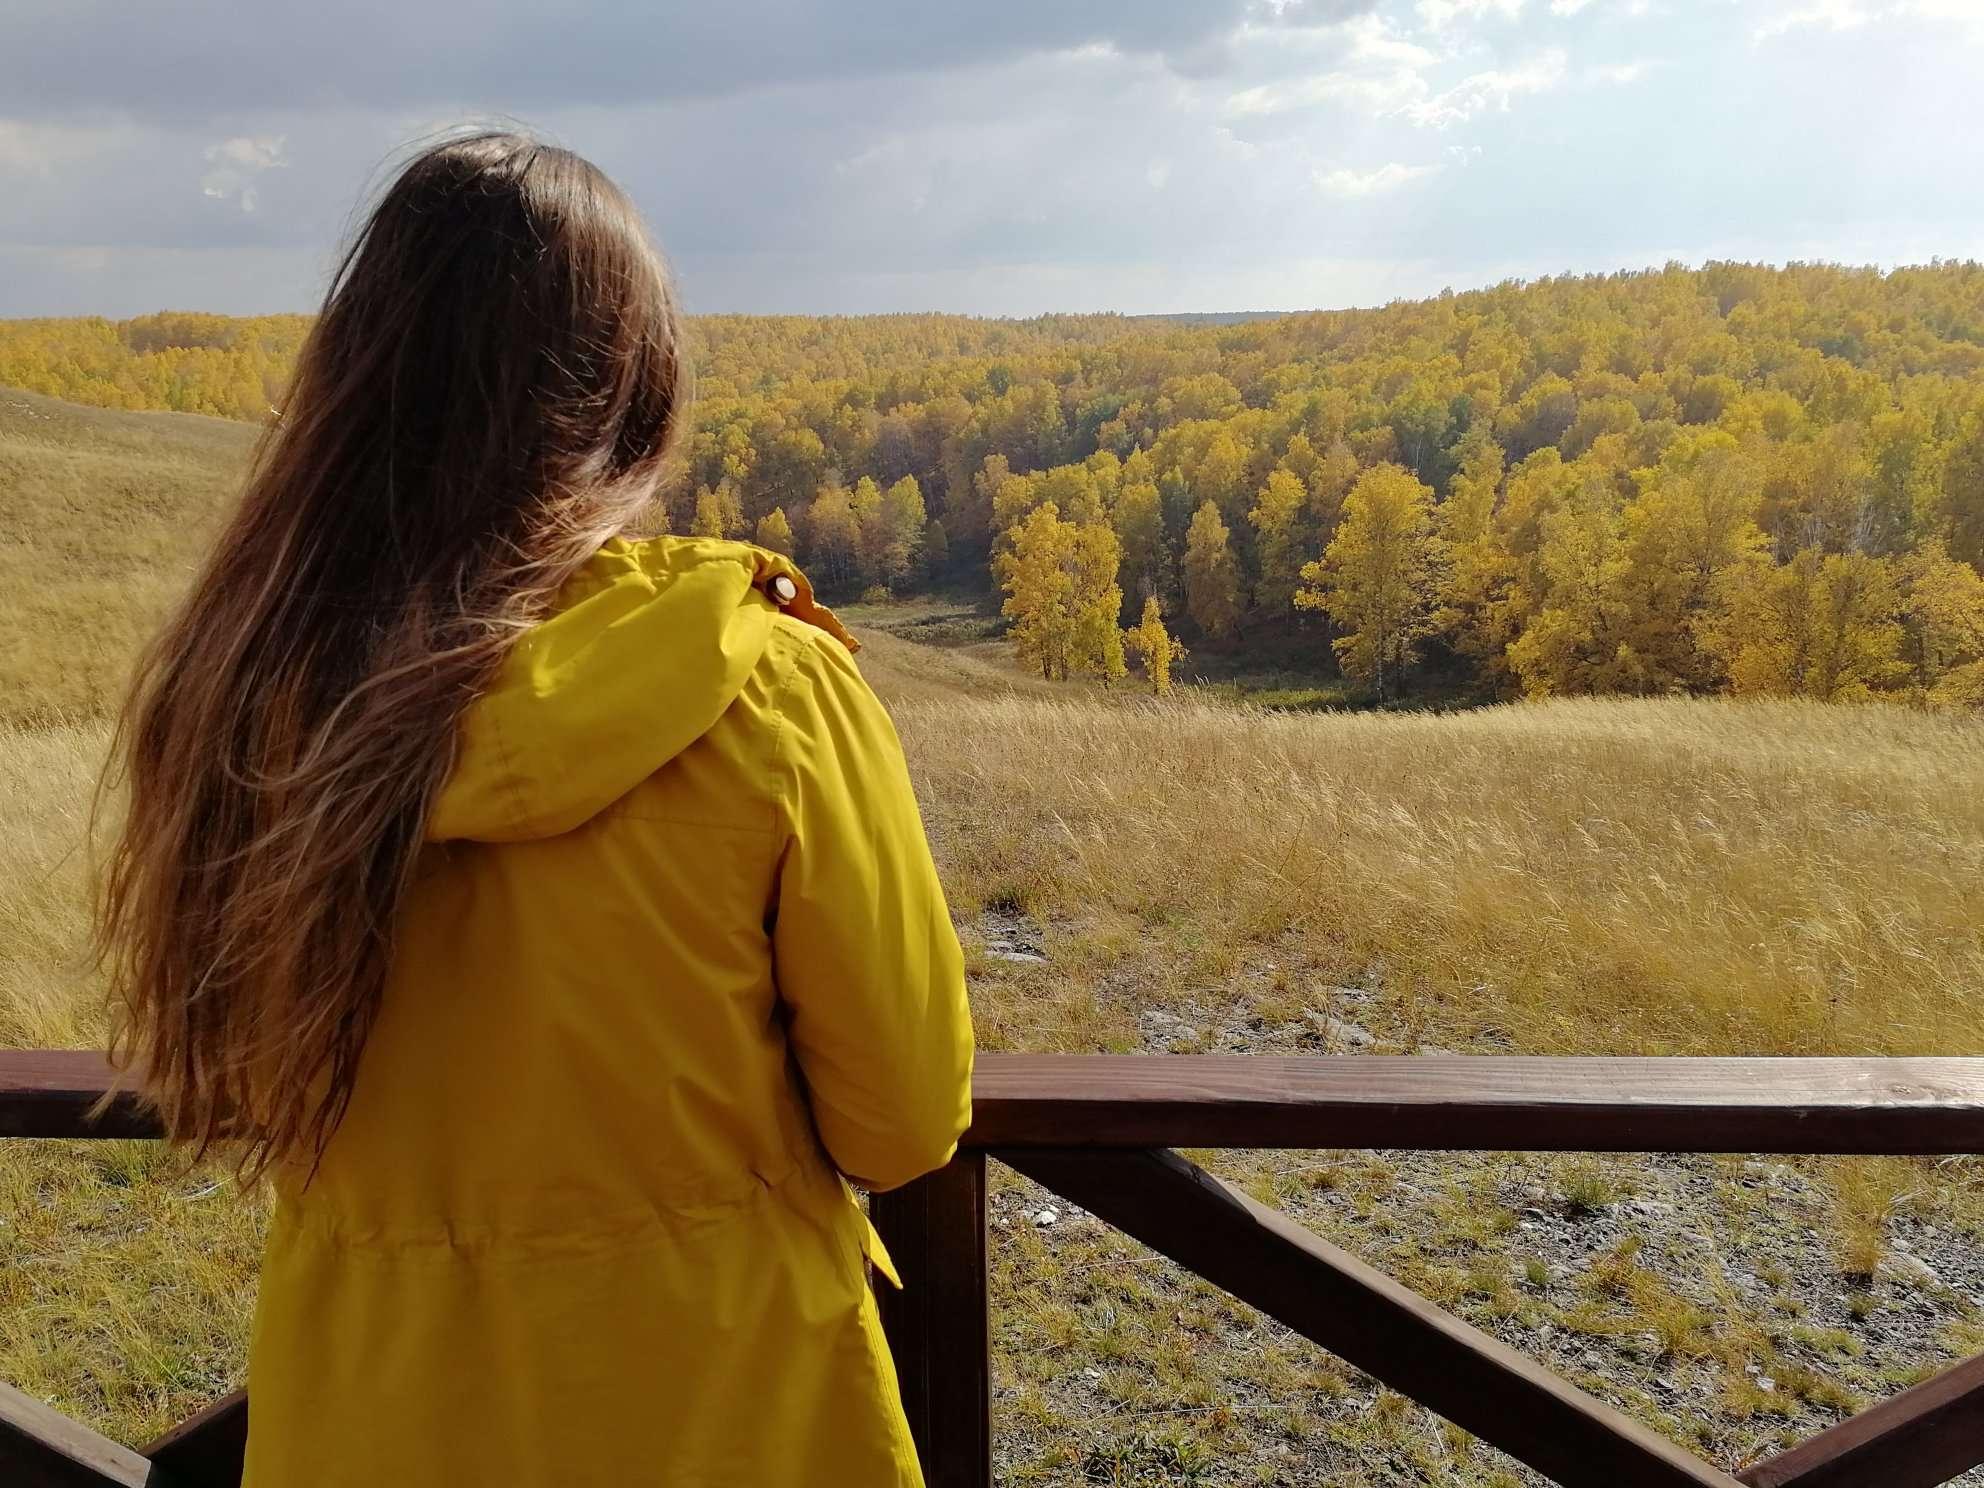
top-left (4, 1), bottom-right (1308, 120)
top-left (0, 0), bottom-right (1979, 318)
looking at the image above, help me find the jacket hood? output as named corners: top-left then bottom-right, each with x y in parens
top-left (427, 535), bottom-right (855, 844)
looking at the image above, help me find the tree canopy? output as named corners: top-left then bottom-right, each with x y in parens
top-left (7, 260), bottom-right (1984, 705)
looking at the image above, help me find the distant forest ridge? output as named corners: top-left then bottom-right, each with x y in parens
top-left (4, 259), bottom-right (1983, 706)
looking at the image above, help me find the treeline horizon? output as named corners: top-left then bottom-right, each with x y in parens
top-left (4, 258), bottom-right (1983, 707)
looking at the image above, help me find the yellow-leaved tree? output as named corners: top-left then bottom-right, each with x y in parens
top-left (803, 481), bottom-right (860, 592)
top-left (1296, 462), bottom-right (1439, 702)
top-left (1112, 477), bottom-right (1169, 603)
top-left (1182, 500), bottom-right (1242, 639)
top-left (997, 505), bottom-right (1126, 682)
top-left (1504, 479), bottom-right (1628, 698)
top-left (691, 481), bottom-right (745, 539)
top-left (1123, 594), bottom-right (1182, 695)
top-left (1699, 548), bottom-right (1907, 702)
top-left (1605, 440), bottom-right (1767, 693)
top-left (1248, 468), bottom-right (1310, 617)
top-left (1902, 540), bottom-right (1984, 707)
top-left (1068, 522), bottom-right (1128, 684)
top-left (753, 507), bottom-right (795, 557)
top-left (999, 504), bottom-right (1075, 679)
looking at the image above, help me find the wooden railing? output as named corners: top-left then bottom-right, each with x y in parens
top-left (8, 1050), bottom-right (1984, 1486)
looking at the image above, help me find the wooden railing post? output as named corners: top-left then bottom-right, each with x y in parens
top-left (869, 1153), bottom-right (990, 1488)
top-left (141, 1393), bottom-right (244, 1487)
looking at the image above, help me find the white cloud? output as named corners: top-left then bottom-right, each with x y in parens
top-left (1752, 0), bottom-right (1874, 42)
top-left (1550, 0), bottom-right (1595, 12)
top-left (1894, 0), bottom-right (1984, 37)
top-left (1417, 0), bottom-right (1526, 28)
top-left (1313, 160), bottom-right (1441, 195)
top-left (1342, 12), bottom-right (1440, 67)
top-left (1227, 68), bottom-right (1429, 115)
top-left (1754, 0), bottom-right (1984, 42)
top-left (1400, 48), bottom-right (1567, 126)
top-left (1211, 124), bottom-right (1261, 160)
top-left (1146, 158), bottom-right (1172, 187)
top-left (199, 133), bottom-right (287, 212)
top-left (206, 134), bottom-right (287, 171)
top-left (1587, 60), bottom-right (1652, 84)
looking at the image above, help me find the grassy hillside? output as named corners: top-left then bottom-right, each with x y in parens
top-left (4, 393), bottom-right (1984, 1481)
top-left (0, 389), bottom-right (254, 725)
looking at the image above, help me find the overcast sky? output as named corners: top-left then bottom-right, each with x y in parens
top-left (2, 0), bottom-right (1978, 318)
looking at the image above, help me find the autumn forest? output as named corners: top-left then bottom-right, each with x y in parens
top-left (5, 258), bottom-right (1983, 709)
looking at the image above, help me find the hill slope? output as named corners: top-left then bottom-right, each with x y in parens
top-left (4, 391), bottom-right (1984, 1480)
top-left (0, 388), bottom-right (254, 724)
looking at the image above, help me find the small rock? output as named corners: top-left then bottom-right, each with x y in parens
top-left (1882, 1252), bottom-right (1940, 1286)
top-left (987, 947), bottom-right (1047, 965)
top-left (1303, 1010), bottom-right (1374, 1049)
top-left (1033, 1208), bottom-right (1059, 1228)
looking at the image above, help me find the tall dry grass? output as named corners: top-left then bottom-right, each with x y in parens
top-left (871, 663), bottom-right (1984, 1059)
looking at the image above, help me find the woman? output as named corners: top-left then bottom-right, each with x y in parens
top-left (94, 132), bottom-right (974, 1487)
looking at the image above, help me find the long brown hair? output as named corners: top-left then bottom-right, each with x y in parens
top-left (93, 131), bottom-right (686, 1179)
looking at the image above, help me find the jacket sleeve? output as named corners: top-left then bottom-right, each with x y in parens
top-left (770, 626), bottom-right (975, 1192)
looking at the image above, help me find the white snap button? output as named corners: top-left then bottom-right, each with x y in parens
top-left (769, 575), bottom-right (797, 605)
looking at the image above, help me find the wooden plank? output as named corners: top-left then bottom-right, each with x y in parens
top-left (970, 1055), bottom-right (1984, 1153)
top-left (1001, 1146), bottom-right (1741, 1488)
top-left (870, 1155), bottom-right (991, 1488)
top-left (1738, 1351), bottom-right (1984, 1488)
top-left (0, 1380), bottom-right (174, 1487)
top-left (13, 1050), bottom-right (1984, 1154)
top-left (142, 1392), bottom-right (244, 1488)
top-left (0, 1051), bottom-right (158, 1139)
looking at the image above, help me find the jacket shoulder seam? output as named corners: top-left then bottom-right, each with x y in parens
top-left (765, 619), bottom-right (816, 840)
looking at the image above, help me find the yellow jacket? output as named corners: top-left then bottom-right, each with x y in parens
top-left (244, 536), bottom-right (974, 1487)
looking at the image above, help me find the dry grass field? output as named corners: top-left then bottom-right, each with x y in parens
top-left (5, 391), bottom-right (1984, 1481)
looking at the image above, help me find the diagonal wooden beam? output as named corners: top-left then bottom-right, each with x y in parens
top-left (141, 1392), bottom-right (244, 1488)
top-left (999, 1146), bottom-right (1743, 1488)
top-left (0, 1380), bottom-right (176, 1487)
top-left (1738, 1351), bottom-right (1984, 1488)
